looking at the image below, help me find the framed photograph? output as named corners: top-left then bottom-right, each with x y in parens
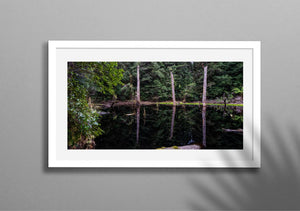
top-left (48, 41), bottom-right (260, 168)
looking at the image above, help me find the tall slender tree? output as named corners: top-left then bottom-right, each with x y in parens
top-left (136, 63), bottom-right (140, 105)
top-left (170, 71), bottom-right (176, 105)
top-left (202, 63), bottom-right (208, 106)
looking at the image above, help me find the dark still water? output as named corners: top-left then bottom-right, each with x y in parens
top-left (94, 105), bottom-right (243, 150)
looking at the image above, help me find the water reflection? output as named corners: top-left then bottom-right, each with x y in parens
top-left (136, 106), bottom-right (140, 144)
top-left (95, 105), bottom-right (243, 150)
top-left (170, 106), bottom-right (176, 140)
top-left (202, 105), bottom-right (206, 148)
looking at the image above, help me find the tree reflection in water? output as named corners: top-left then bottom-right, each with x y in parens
top-left (95, 105), bottom-right (243, 150)
top-left (202, 105), bottom-right (206, 148)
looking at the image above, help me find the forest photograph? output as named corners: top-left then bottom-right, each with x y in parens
top-left (68, 61), bottom-right (243, 150)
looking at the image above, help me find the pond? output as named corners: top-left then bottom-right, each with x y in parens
top-left (94, 105), bottom-right (243, 150)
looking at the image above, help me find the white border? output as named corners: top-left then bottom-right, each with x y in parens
top-left (48, 41), bottom-right (261, 168)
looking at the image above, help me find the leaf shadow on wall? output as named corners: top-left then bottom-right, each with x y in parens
top-left (186, 114), bottom-right (300, 210)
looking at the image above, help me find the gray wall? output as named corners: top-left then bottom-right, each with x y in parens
top-left (0, 0), bottom-right (299, 210)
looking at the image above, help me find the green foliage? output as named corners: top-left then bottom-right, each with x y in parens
top-left (232, 87), bottom-right (243, 96)
top-left (204, 62), bottom-right (243, 99)
top-left (68, 75), bottom-right (103, 147)
top-left (90, 62), bottom-right (124, 95)
top-left (68, 62), bottom-right (124, 148)
top-left (95, 62), bottom-right (243, 103)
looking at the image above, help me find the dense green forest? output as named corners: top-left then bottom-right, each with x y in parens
top-left (88, 62), bottom-right (243, 102)
top-left (68, 62), bottom-right (243, 148)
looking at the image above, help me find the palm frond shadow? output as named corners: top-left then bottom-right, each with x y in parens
top-left (187, 113), bottom-right (300, 210)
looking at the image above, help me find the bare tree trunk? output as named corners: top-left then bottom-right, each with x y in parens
top-left (88, 96), bottom-right (92, 108)
top-left (202, 65), bottom-right (208, 106)
top-left (170, 72), bottom-right (176, 105)
top-left (169, 106), bottom-right (176, 139)
top-left (202, 106), bottom-right (206, 148)
top-left (136, 64), bottom-right (140, 105)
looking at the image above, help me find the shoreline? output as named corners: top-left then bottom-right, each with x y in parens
top-left (94, 100), bottom-right (243, 108)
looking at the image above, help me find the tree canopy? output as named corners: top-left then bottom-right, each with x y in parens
top-left (95, 62), bottom-right (243, 102)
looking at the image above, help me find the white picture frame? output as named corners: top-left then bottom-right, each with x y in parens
top-left (48, 41), bottom-right (261, 168)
